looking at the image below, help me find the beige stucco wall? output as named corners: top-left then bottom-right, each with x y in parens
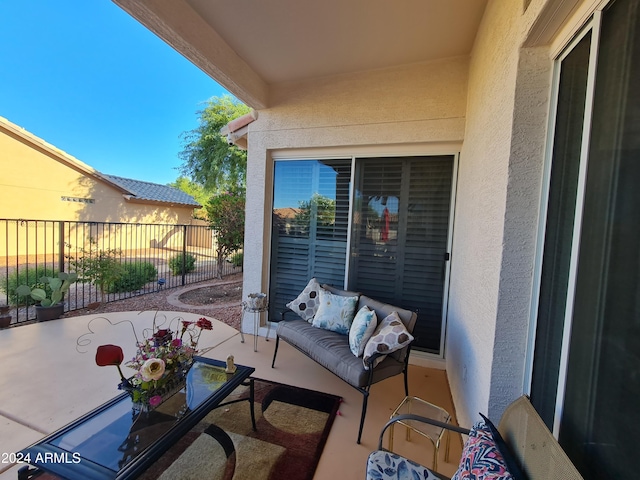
top-left (446, 1), bottom-right (551, 425)
top-left (241, 0), bottom-right (593, 429)
top-left (446, 0), bottom-right (523, 429)
top-left (446, 0), bottom-right (591, 428)
top-left (0, 124), bottom-right (195, 224)
top-left (242, 57), bottom-right (469, 335)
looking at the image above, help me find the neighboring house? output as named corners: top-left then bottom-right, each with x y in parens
top-left (0, 116), bottom-right (200, 223)
top-left (114, 1), bottom-right (638, 477)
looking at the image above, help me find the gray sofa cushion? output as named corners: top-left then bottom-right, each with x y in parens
top-left (276, 319), bottom-right (405, 388)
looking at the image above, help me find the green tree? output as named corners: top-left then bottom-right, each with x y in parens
top-left (206, 192), bottom-right (245, 278)
top-left (179, 95), bottom-right (251, 193)
top-left (170, 176), bottom-right (212, 219)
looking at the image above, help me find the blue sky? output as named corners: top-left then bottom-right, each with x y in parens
top-left (0, 0), bottom-right (229, 185)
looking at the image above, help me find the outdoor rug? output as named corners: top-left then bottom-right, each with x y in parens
top-left (138, 379), bottom-right (342, 480)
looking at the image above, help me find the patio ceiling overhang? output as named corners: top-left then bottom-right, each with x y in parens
top-left (112, 0), bottom-right (488, 109)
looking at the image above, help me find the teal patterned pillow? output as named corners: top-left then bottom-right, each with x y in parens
top-left (311, 289), bottom-right (358, 335)
top-left (349, 306), bottom-right (378, 356)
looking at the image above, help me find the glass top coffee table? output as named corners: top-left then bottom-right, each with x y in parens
top-left (17, 357), bottom-right (255, 480)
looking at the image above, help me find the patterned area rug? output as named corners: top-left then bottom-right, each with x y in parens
top-left (138, 379), bottom-right (342, 480)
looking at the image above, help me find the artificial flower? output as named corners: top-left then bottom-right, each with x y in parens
top-left (155, 329), bottom-right (170, 338)
top-left (102, 314), bottom-right (215, 408)
top-left (96, 344), bottom-right (130, 385)
top-left (140, 358), bottom-right (165, 381)
top-left (197, 317), bottom-right (213, 330)
top-left (95, 344), bottom-right (124, 366)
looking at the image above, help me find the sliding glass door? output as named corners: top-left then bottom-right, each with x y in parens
top-left (530, 0), bottom-right (640, 477)
top-left (270, 155), bottom-right (455, 355)
top-left (349, 156), bottom-right (454, 353)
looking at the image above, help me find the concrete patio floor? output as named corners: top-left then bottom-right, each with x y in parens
top-left (0, 312), bottom-right (462, 479)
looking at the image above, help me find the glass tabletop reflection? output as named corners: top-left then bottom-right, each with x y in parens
top-left (20, 357), bottom-right (254, 480)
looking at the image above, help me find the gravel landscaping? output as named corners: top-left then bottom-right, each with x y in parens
top-left (64, 273), bottom-right (244, 331)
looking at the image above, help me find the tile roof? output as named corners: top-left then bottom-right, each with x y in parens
top-left (104, 175), bottom-right (201, 207)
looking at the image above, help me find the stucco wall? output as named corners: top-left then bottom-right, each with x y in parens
top-left (261, 57), bottom-right (469, 146)
top-left (446, 0), bottom-right (555, 428)
top-left (0, 126), bottom-right (194, 224)
top-left (242, 58), bottom-right (469, 335)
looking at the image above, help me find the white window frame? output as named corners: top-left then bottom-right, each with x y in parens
top-left (524, 7), bottom-right (607, 436)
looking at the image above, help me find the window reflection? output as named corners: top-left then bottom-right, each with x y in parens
top-left (360, 195), bottom-right (399, 244)
top-left (272, 160), bottom-right (349, 239)
top-left (269, 159), bottom-right (351, 321)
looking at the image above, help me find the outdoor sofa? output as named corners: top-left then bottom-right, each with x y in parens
top-left (271, 280), bottom-right (417, 444)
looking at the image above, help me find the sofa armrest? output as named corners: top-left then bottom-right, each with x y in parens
top-left (364, 351), bottom-right (385, 369)
top-left (377, 414), bottom-right (470, 450)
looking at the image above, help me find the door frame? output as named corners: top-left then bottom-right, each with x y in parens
top-left (524, 9), bottom-right (605, 436)
top-left (269, 145), bottom-right (460, 359)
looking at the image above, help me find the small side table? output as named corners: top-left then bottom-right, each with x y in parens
top-left (241, 302), bottom-right (270, 352)
top-left (389, 396), bottom-right (452, 471)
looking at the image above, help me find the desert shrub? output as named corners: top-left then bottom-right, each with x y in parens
top-left (107, 261), bottom-right (157, 294)
top-left (67, 239), bottom-right (123, 301)
top-left (230, 252), bottom-right (243, 267)
top-left (3, 265), bottom-right (58, 305)
top-left (168, 253), bottom-right (197, 275)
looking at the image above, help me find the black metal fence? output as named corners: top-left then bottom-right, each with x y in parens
top-left (0, 219), bottom-right (242, 326)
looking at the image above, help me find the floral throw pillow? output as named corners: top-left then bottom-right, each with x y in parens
top-left (367, 451), bottom-right (443, 480)
top-left (311, 289), bottom-right (358, 335)
top-left (349, 305), bottom-right (378, 356)
top-left (479, 413), bottom-right (527, 480)
top-left (452, 421), bottom-right (515, 480)
top-left (286, 278), bottom-right (322, 322)
top-left (362, 311), bottom-right (414, 369)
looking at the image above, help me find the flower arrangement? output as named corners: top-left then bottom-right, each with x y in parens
top-left (94, 315), bottom-right (213, 411)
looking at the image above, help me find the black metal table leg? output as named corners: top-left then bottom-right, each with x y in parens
top-left (249, 377), bottom-right (256, 431)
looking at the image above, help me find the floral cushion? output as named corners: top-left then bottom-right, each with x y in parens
top-left (452, 421), bottom-right (515, 480)
top-left (286, 278), bottom-right (323, 322)
top-left (348, 305), bottom-right (378, 356)
top-left (479, 414), bottom-right (527, 480)
top-left (366, 450), bottom-right (443, 480)
top-left (362, 312), bottom-right (414, 369)
top-left (311, 288), bottom-right (358, 335)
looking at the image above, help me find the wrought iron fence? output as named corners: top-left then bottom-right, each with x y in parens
top-left (0, 219), bottom-right (242, 326)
